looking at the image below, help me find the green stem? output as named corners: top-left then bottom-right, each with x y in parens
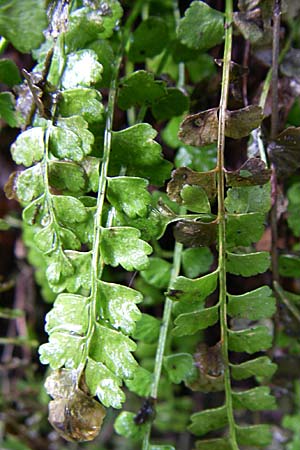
top-left (79, 53), bottom-right (121, 372)
top-left (142, 234), bottom-right (184, 450)
top-left (152, 240), bottom-right (183, 400)
top-left (217, 1), bottom-right (238, 449)
top-left (141, 4), bottom-right (185, 448)
top-left (79, 0), bottom-right (144, 372)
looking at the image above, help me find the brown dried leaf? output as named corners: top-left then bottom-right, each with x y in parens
top-left (233, 9), bottom-right (264, 43)
top-left (4, 171), bottom-right (19, 201)
top-left (178, 108), bottom-right (219, 146)
top-left (173, 219), bottom-right (217, 248)
top-left (167, 167), bottom-right (217, 203)
top-left (225, 158), bottom-right (271, 186)
top-left (225, 105), bottom-right (263, 139)
top-left (186, 342), bottom-right (224, 392)
top-left (178, 105), bottom-right (263, 146)
top-left (233, 0), bottom-right (273, 45)
top-left (215, 60), bottom-right (248, 102)
top-left (268, 127), bottom-right (300, 178)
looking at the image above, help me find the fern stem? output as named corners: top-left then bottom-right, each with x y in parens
top-left (80, 0), bottom-right (144, 372)
top-left (142, 236), bottom-right (184, 450)
top-left (141, 4), bottom-right (185, 448)
top-left (217, 1), bottom-right (238, 449)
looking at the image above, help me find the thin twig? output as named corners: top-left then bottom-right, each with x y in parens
top-left (273, 281), bottom-right (300, 324)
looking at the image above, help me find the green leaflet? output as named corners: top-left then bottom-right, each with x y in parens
top-left (151, 88), bottom-right (189, 122)
top-left (232, 386), bottom-right (276, 411)
top-left (12, 164), bottom-right (44, 204)
top-left (227, 286), bottom-right (276, 320)
top-left (0, 91), bottom-right (19, 127)
top-left (235, 424), bottom-right (272, 447)
top-left (287, 182), bottom-right (300, 236)
top-left (110, 123), bottom-right (172, 186)
top-left (0, 58), bottom-right (21, 87)
top-left (39, 331), bottom-right (84, 369)
top-left (80, 157), bottom-right (101, 192)
top-left (188, 405), bottom-right (228, 436)
top-left (173, 304), bottom-right (219, 336)
top-left (177, 1), bottom-right (224, 51)
top-left (115, 411), bottom-right (147, 441)
top-left (128, 17), bottom-right (169, 62)
top-left (164, 353), bottom-right (197, 384)
top-left (64, 251), bottom-right (92, 293)
top-left (48, 161), bottom-right (87, 194)
top-left (0, 0), bottom-right (47, 53)
top-left (88, 39), bottom-right (115, 88)
top-left (97, 281), bottom-right (142, 335)
top-left (133, 313), bottom-right (161, 344)
top-left (182, 247), bottom-right (214, 278)
top-left (11, 127), bottom-right (44, 166)
top-left (61, 49), bottom-right (103, 89)
top-left (180, 185), bottom-right (211, 213)
top-left (64, 1), bottom-right (123, 51)
top-left (90, 323), bottom-right (137, 379)
top-left (58, 88), bottom-right (104, 123)
top-left (85, 358), bottom-right (125, 409)
top-left (100, 226), bottom-right (152, 271)
top-left (125, 366), bottom-right (153, 396)
top-left (230, 356), bottom-right (277, 380)
top-left (226, 251), bottom-right (270, 276)
top-left (114, 207), bottom-right (169, 242)
top-left (45, 294), bottom-right (89, 335)
top-left (279, 254), bottom-right (300, 277)
top-left (44, 251), bottom-right (75, 293)
top-left (140, 257), bottom-right (172, 289)
top-left (226, 212), bottom-right (265, 247)
top-left (167, 270), bottom-right (218, 316)
top-left (107, 176), bottom-right (151, 218)
top-left (117, 70), bottom-right (167, 110)
top-left (50, 116), bottom-right (94, 161)
top-left (228, 326), bottom-right (273, 354)
top-left (34, 223), bottom-right (80, 253)
top-left (225, 183), bottom-right (271, 213)
top-left (52, 195), bottom-right (87, 225)
top-left (175, 144), bottom-right (217, 172)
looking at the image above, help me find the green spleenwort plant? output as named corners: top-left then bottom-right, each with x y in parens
top-left (169, 3), bottom-right (276, 448)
